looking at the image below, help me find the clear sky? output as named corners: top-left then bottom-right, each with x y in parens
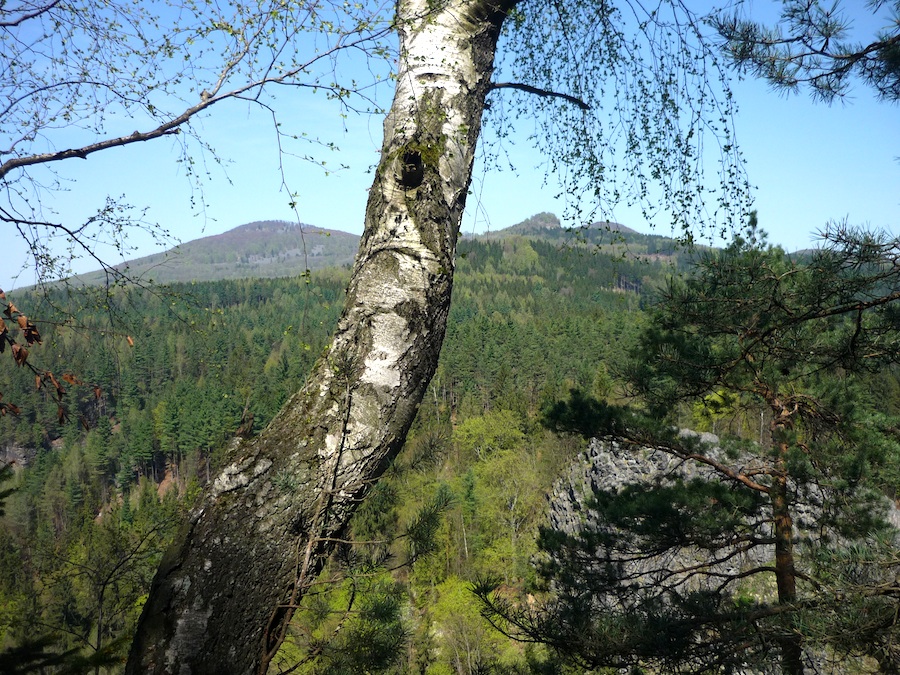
top-left (2, 1), bottom-right (897, 291)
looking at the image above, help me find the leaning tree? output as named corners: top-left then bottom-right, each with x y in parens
top-left (120, 0), bottom-right (755, 669)
top-left (7, 0), bottom-right (749, 671)
top-left (5, 0), bottom-right (895, 669)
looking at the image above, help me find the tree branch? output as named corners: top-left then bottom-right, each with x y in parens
top-left (0, 0), bottom-right (62, 27)
top-left (615, 433), bottom-right (773, 494)
top-left (0, 22), bottom-right (394, 182)
top-left (489, 82), bottom-right (590, 110)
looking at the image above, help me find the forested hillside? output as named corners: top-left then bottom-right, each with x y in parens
top-left (64, 213), bottom-right (677, 288)
top-left (0, 229), bottom-right (674, 672)
top-left (72, 221), bottom-right (362, 285)
top-left (7, 223), bottom-right (899, 673)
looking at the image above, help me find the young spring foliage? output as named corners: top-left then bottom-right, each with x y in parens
top-left (488, 0), bottom-right (748, 235)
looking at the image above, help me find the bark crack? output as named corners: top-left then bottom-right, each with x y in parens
top-left (259, 356), bottom-right (358, 673)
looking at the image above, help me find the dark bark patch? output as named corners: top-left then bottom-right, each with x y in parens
top-left (394, 298), bottom-right (424, 329)
top-left (398, 150), bottom-right (424, 189)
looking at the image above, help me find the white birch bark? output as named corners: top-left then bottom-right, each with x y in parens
top-left (126, 0), bottom-right (513, 671)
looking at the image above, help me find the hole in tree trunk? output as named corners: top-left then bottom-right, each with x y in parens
top-left (398, 150), bottom-right (424, 189)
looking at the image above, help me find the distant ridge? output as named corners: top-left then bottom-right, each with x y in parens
top-left (74, 220), bottom-right (360, 285)
top-left (475, 212), bottom-right (638, 239)
top-left (587, 220), bottom-right (638, 235)
top-left (70, 213), bottom-right (672, 286)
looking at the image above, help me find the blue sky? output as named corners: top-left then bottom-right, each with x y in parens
top-left (2, 1), bottom-right (898, 290)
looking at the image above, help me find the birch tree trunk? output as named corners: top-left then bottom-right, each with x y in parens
top-left (126, 0), bottom-right (512, 672)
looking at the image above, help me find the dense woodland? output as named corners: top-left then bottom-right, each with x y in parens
top-left (0, 231), bottom-right (675, 673)
top-left (3, 226), bottom-right (900, 673)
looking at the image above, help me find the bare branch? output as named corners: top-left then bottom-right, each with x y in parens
top-left (489, 82), bottom-right (590, 110)
top-left (0, 22), bottom-right (393, 183)
top-left (0, 0), bottom-right (63, 27)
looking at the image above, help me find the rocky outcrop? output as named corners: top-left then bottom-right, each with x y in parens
top-left (549, 431), bottom-right (724, 535)
top-left (0, 444), bottom-right (33, 470)
top-left (547, 433), bottom-right (778, 593)
top-left (546, 434), bottom-right (896, 674)
top-left (549, 432), bottom-right (900, 542)
top-left (548, 432), bottom-right (900, 605)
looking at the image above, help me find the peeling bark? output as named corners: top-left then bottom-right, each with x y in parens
top-left (126, 0), bottom-right (514, 672)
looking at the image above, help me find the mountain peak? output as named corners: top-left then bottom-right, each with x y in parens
top-left (231, 220), bottom-right (312, 233)
top-left (74, 220), bottom-right (360, 285)
top-left (477, 213), bottom-right (639, 239)
top-left (515, 212), bottom-right (562, 231)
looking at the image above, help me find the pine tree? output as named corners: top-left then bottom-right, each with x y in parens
top-left (480, 222), bottom-right (900, 673)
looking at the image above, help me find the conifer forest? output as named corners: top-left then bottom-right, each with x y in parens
top-left (5, 224), bottom-right (900, 673)
top-left (2, 0), bottom-right (899, 670)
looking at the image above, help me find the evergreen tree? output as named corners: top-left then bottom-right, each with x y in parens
top-left (480, 223), bottom-right (900, 673)
top-left (714, 0), bottom-right (900, 102)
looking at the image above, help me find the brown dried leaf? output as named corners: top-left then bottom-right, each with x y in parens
top-left (4, 303), bottom-right (16, 318)
top-left (0, 289), bottom-right (5, 300)
top-left (49, 373), bottom-right (64, 400)
top-left (11, 343), bottom-right (27, 366)
top-left (126, 335), bottom-right (135, 347)
top-left (93, 385), bottom-right (102, 400)
top-left (23, 323), bottom-right (41, 346)
top-left (16, 315), bottom-right (27, 330)
top-left (8, 403), bottom-right (19, 416)
top-left (62, 373), bottom-right (82, 386)
top-left (57, 405), bottom-right (67, 425)
top-left (36, 375), bottom-right (43, 390)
